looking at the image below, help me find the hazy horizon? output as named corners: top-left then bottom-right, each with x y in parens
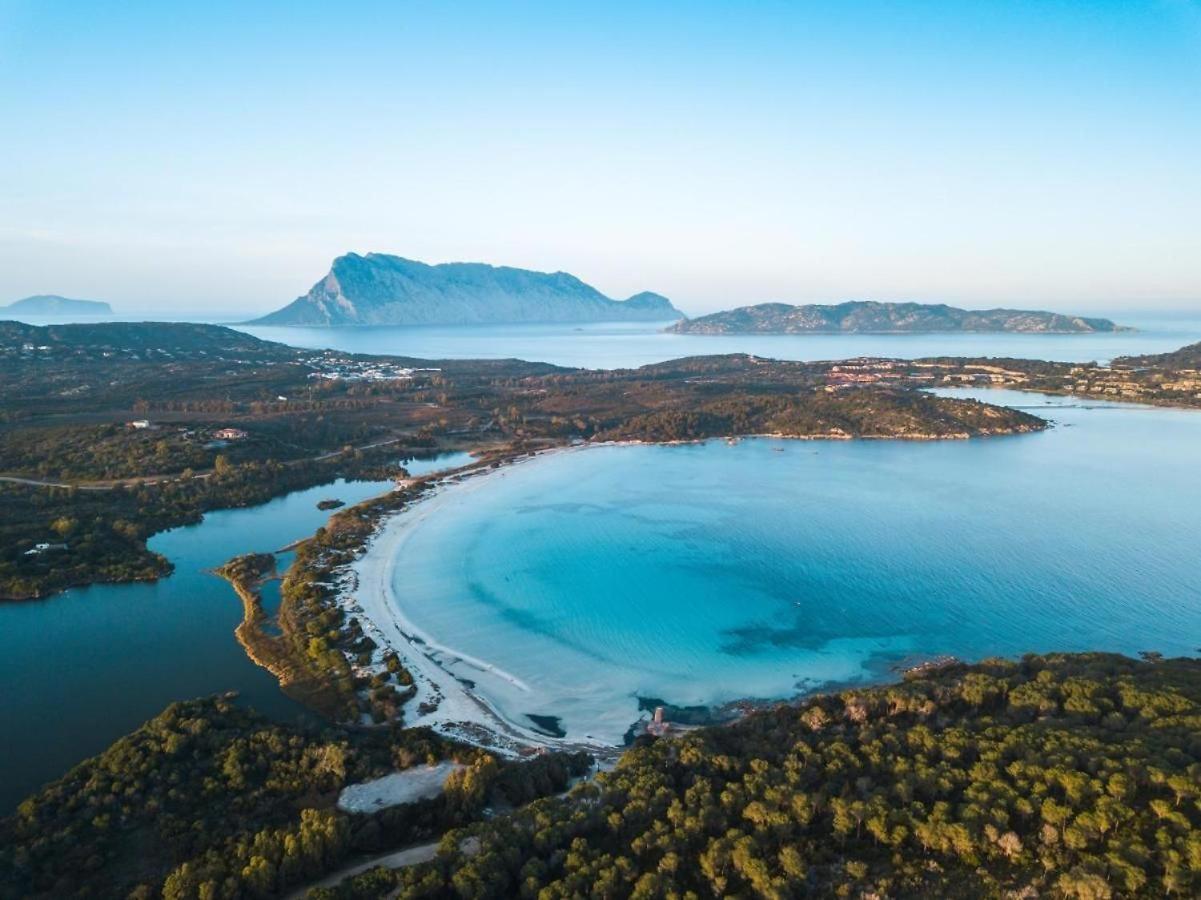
top-left (2, 1), bottom-right (1199, 316)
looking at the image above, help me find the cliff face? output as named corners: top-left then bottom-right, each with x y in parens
top-left (251, 254), bottom-right (683, 326)
top-left (669, 301), bottom-right (1127, 335)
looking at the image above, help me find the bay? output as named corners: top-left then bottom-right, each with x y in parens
top-left (387, 391), bottom-right (1201, 742)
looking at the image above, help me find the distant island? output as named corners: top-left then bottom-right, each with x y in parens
top-left (2, 294), bottom-right (112, 315)
top-left (250, 253), bottom-right (684, 326)
top-left (669, 300), bottom-right (1128, 335)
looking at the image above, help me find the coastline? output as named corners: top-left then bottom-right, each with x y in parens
top-left (332, 425), bottom-right (1050, 755)
top-left (341, 446), bottom-right (621, 757)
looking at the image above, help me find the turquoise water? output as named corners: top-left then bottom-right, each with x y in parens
top-left (0, 452), bottom-right (469, 812)
top-left (391, 391), bottom-right (1201, 742)
top-left (237, 314), bottom-right (1201, 369)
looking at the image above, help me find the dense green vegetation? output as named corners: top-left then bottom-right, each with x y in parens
top-left (1116, 341), bottom-right (1201, 370)
top-left (327, 653), bottom-right (1201, 899)
top-left (599, 390), bottom-right (1040, 442)
top-left (257, 461), bottom-right (506, 723)
top-left (7, 654), bottom-right (1199, 898)
top-left (0, 697), bottom-right (590, 900)
top-left (0, 417), bottom-right (386, 482)
top-left (0, 444), bottom-right (405, 599)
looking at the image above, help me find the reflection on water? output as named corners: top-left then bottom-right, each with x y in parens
top-left (0, 448), bottom-right (475, 812)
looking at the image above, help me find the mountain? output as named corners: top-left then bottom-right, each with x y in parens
top-left (3, 295), bottom-right (112, 315)
top-left (669, 301), bottom-right (1129, 335)
top-left (250, 253), bottom-right (684, 326)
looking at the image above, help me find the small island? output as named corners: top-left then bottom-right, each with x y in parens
top-left (2, 294), bottom-right (112, 315)
top-left (669, 300), bottom-right (1128, 335)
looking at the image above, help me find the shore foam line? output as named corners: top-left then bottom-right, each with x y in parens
top-left (343, 447), bottom-right (618, 755)
top-left (377, 481), bottom-right (533, 695)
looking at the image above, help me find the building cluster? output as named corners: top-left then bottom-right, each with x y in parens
top-left (824, 360), bottom-right (900, 390)
top-left (302, 353), bottom-right (441, 383)
top-left (124, 420), bottom-right (250, 443)
top-left (24, 542), bottom-right (68, 557)
top-left (646, 706), bottom-right (671, 737)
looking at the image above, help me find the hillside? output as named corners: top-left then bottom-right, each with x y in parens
top-left (0, 320), bottom-right (289, 360)
top-left (6, 653), bottom-right (1200, 898)
top-left (670, 301), bottom-right (1127, 334)
top-left (250, 253), bottom-right (683, 326)
top-left (373, 652), bottom-right (1201, 899)
top-left (3, 295), bottom-right (111, 315)
top-left (1116, 341), bottom-right (1201, 370)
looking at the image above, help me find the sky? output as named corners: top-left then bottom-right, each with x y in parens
top-left (1, 0), bottom-right (1199, 317)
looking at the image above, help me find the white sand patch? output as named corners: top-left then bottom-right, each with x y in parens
top-left (341, 449), bottom-right (627, 757)
top-left (336, 762), bottom-right (466, 813)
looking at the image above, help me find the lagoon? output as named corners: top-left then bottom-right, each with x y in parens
top-left (0, 453), bottom-right (469, 813)
top-left (387, 391), bottom-right (1201, 744)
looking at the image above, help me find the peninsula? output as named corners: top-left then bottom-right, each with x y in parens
top-left (0, 320), bottom-right (1044, 601)
top-left (669, 300), bottom-right (1128, 334)
top-left (249, 253), bottom-right (683, 326)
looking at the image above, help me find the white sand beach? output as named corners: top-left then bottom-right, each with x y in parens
top-left (339, 449), bottom-right (627, 756)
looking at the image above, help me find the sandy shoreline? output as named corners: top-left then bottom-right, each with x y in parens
top-left (341, 446), bottom-right (624, 756)
top-left (337, 432), bottom-right (1004, 755)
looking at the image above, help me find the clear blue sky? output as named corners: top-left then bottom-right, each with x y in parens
top-left (1, 0), bottom-right (1198, 316)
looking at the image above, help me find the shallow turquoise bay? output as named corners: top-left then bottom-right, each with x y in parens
top-left (391, 390), bottom-right (1201, 741)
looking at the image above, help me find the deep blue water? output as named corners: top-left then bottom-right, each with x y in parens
top-left (0, 452), bottom-right (470, 813)
top-left (390, 391), bottom-right (1201, 742)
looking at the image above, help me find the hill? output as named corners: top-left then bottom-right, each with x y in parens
top-left (670, 301), bottom-right (1127, 334)
top-left (5, 653), bottom-right (1200, 898)
top-left (1115, 341), bottom-right (1201, 370)
top-left (2, 295), bottom-right (111, 315)
top-left (0, 320), bottom-right (292, 361)
top-left (250, 253), bottom-right (683, 326)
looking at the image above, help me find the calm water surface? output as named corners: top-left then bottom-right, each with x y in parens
top-left (391, 391), bottom-right (1201, 742)
top-left (237, 314), bottom-right (1201, 369)
top-left (11, 311), bottom-right (1198, 369)
top-left (0, 452), bottom-right (468, 813)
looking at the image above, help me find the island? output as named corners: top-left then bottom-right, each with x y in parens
top-left (248, 252), bottom-right (684, 326)
top-left (669, 300), bottom-right (1128, 334)
top-left (2, 294), bottom-right (112, 315)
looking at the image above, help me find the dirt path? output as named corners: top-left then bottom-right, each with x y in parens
top-left (284, 842), bottom-right (439, 899)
